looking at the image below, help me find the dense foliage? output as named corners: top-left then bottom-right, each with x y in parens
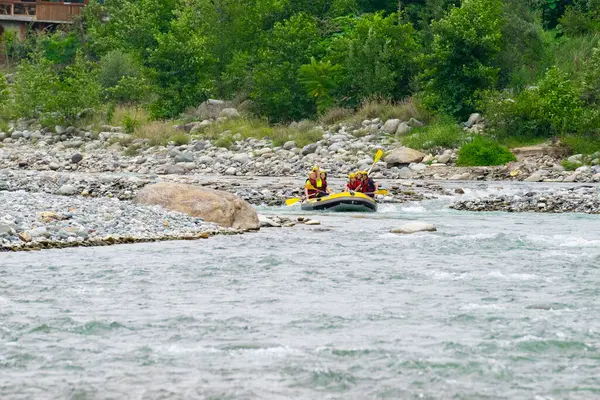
top-left (0, 0), bottom-right (599, 155)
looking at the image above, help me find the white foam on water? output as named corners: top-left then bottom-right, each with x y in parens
top-left (398, 204), bottom-right (427, 214)
top-left (527, 234), bottom-right (600, 248)
top-left (486, 271), bottom-right (540, 281)
top-left (460, 303), bottom-right (506, 311)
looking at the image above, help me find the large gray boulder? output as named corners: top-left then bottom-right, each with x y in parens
top-left (219, 108), bottom-right (241, 119)
top-left (382, 119), bottom-right (401, 134)
top-left (395, 122), bottom-right (412, 135)
top-left (302, 143), bottom-right (318, 156)
top-left (465, 113), bottom-right (483, 128)
top-left (385, 147), bottom-right (426, 166)
top-left (135, 182), bottom-right (260, 231)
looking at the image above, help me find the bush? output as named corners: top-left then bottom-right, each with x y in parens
top-left (402, 117), bottom-right (467, 150)
top-left (456, 136), bottom-right (516, 166)
top-left (482, 67), bottom-right (587, 140)
top-left (169, 133), bottom-right (191, 145)
top-left (11, 54), bottom-right (59, 118)
top-left (98, 49), bottom-right (141, 89)
top-left (122, 114), bottom-right (139, 134)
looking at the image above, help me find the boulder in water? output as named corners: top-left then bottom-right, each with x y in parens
top-left (134, 182), bottom-right (260, 231)
top-left (391, 221), bottom-right (437, 234)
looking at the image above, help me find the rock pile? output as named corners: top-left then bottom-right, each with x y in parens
top-left (450, 186), bottom-right (600, 214)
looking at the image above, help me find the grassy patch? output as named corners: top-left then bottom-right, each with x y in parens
top-left (500, 136), bottom-right (550, 149)
top-left (170, 133), bottom-right (191, 145)
top-left (197, 118), bottom-right (323, 148)
top-left (351, 97), bottom-right (430, 125)
top-left (561, 135), bottom-right (600, 155)
top-left (561, 160), bottom-right (581, 171)
top-left (402, 117), bottom-right (468, 150)
top-left (319, 107), bottom-right (353, 125)
top-left (123, 145), bottom-right (141, 156)
top-left (133, 120), bottom-right (181, 147)
top-left (456, 136), bottom-right (516, 166)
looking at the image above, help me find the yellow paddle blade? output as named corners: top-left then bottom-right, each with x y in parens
top-left (285, 198), bottom-right (301, 206)
top-left (374, 149), bottom-right (384, 163)
top-left (375, 189), bottom-right (389, 196)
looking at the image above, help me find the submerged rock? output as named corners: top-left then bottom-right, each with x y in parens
top-left (391, 221), bottom-right (437, 234)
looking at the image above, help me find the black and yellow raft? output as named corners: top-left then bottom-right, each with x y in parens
top-left (301, 192), bottom-right (377, 212)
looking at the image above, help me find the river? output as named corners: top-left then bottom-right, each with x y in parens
top-left (2, 184), bottom-right (600, 399)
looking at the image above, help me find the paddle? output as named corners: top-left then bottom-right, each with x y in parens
top-left (367, 149), bottom-right (384, 176)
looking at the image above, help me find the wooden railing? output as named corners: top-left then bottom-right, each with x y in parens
top-left (0, 0), bottom-right (87, 22)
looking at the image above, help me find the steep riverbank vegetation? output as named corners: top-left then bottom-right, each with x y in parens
top-left (1, 0), bottom-right (600, 160)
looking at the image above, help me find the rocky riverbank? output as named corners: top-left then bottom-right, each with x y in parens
top-left (3, 115), bottom-right (597, 184)
top-left (0, 169), bottom-right (450, 205)
top-left (450, 185), bottom-right (600, 214)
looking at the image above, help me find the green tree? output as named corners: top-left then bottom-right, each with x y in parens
top-left (251, 13), bottom-right (321, 121)
top-left (85, 0), bottom-right (181, 59)
top-left (419, 0), bottom-right (503, 120)
top-left (12, 54), bottom-right (59, 118)
top-left (51, 51), bottom-right (102, 121)
top-left (299, 58), bottom-right (340, 113)
top-left (147, 6), bottom-right (215, 119)
top-left (0, 74), bottom-right (8, 107)
top-left (328, 12), bottom-right (417, 106)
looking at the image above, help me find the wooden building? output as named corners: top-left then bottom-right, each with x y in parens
top-left (0, 0), bottom-right (87, 41)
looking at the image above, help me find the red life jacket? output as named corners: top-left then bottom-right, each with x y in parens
top-left (347, 180), bottom-right (360, 190)
top-left (320, 179), bottom-right (328, 192)
top-left (361, 178), bottom-right (376, 196)
top-left (305, 178), bottom-right (318, 198)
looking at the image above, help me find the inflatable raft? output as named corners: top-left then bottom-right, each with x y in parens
top-left (301, 192), bottom-right (377, 212)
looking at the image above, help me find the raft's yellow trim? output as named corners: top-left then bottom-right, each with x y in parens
top-left (305, 192), bottom-right (376, 204)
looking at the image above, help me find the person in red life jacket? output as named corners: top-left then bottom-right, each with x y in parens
top-left (345, 173), bottom-right (360, 192)
top-left (354, 171), bottom-right (363, 191)
top-left (360, 170), bottom-right (378, 198)
top-left (304, 171), bottom-right (319, 199)
top-left (318, 170), bottom-right (333, 195)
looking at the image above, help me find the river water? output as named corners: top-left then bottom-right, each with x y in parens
top-left (2, 184), bottom-right (600, 399)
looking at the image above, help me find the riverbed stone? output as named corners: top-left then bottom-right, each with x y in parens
top-left (395, 122), bottom-right (412, 135)
top-left (56, 184), bottom-right (77, 196)
top-left (283, 141), bottom-right (296, 150)
top-left (385, 147), bottom-right (426, 166)
top-left (391, 221), bottom-right (437, 234)
top-left (382, 119), bottom-right (401, 134)
top-left (465, 113), bottom-right (483, 128)
top-left (219, 108), bottom-right (241, 119)
top-left (71, 153), bottom-right (83, 164)
top-left (134, 182), bottom-right (260, 231)
top-left (302, 143), bottom-right (318, 155)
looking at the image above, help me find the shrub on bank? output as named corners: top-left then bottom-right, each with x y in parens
top-left (402, 117), bottom-right (467, 150)
top-left (456, 136), bottom-right (516, 166)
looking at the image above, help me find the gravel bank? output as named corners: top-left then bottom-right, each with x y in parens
top-left (450, 186), bottom-right (600, 214)
top-left (0, 191), bottom-right (232, 252)
top-left (0, 169), bottom-right (450, 205)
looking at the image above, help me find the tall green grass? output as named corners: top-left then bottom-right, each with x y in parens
top-left (402, 117), bottom-right (468, 150)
